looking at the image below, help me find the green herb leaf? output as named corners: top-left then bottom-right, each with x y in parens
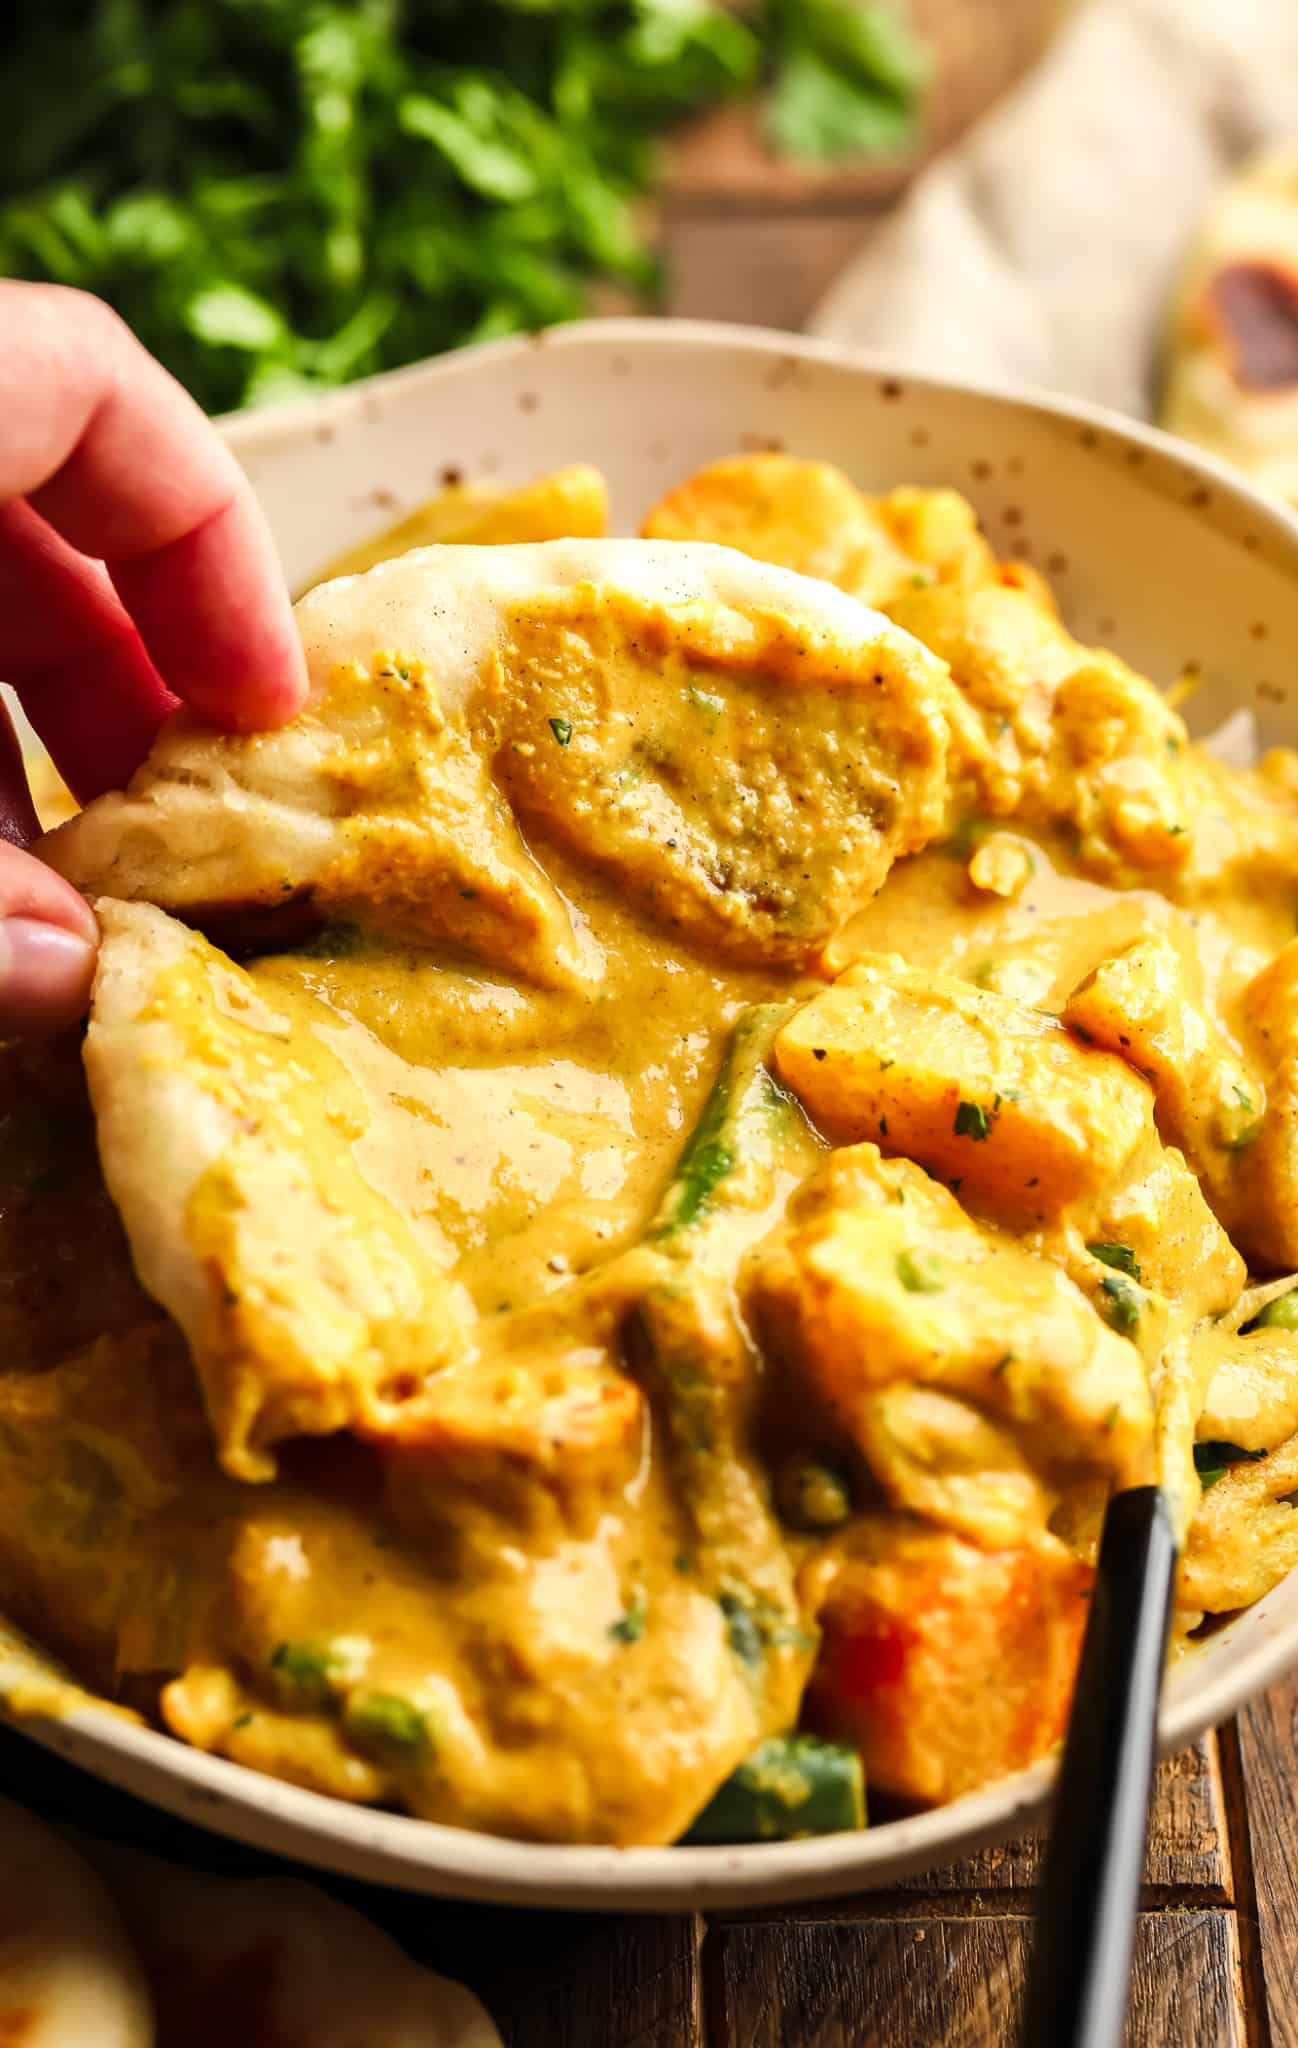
top-left (719, 1592), bottom-right (764, 1671)
top-left (548, 716), bottom-right (573, 747)
top-left (896, 1249), bottom-right (943, 1294)
top-left (1194, 1440), bottom-right (1266, 1491)
top-left (953, 1099), bottom-right (991, 1142)
top-left (1086, 1242), bottom-right (1143, 1281)
top-left (610, 1590), bottom-right (647, 1643)
top-left (1098, 1271), bottom-right (1141, 1336)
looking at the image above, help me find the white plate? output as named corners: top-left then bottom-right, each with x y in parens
top-left (9, 318), bottom-right (1298, 1909)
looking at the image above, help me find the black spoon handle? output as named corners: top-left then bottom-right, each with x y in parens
top-left (1020, 1486), bottom-right (1179, 2048)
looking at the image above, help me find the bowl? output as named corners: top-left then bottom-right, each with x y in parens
top-left (8, 317), bottom-right (1298, 1909)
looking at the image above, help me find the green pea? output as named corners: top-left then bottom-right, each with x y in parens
top-left (776, 1455), bottom-right (853, 1533)
top-left (269, 1640), bottom-right (335, 1709)
top-left (1248, 1289), bottom-right (1298, 1332)
top-left (343, 1690), bottom-right (430, 1764)
top-left (896, 1249), bottom-right (943, 1294)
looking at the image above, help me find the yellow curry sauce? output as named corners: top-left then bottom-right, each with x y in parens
top-left (4, 454), bottom-right (1298, 1845)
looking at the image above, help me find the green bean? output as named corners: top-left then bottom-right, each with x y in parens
top-left (683, 1735), bottom-right (865, 1843)
top-left (651, 1004), bottom-right (799, 1240)
top-left (1194, 1441), bottom-right (1265, 1491)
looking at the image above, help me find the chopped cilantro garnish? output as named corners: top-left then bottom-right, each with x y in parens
top-left (1087, 1242), bottom-right (1143, 1281)
top-left (954, 1099), bottom-right (991, 1141)
top-left (548, 717), bottom-right (573, 746)
top-left (1098, 1271), bottom-right (1141, 1335)
top-left (896, 1249), bottom-right (943, 1294)
top-left (1194, 1441), bottom-right (1265, 1491)
top-left (610, 1591), bottom-right (647, 1644)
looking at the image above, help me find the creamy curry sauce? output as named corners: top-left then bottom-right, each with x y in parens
top-left (5, 455), bottom-right (1298, 1847)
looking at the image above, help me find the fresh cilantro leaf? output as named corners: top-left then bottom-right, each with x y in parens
top-left (1087, 1242), bottom-right (1143, 1281)
top-left (954, 1099), bottom-right (991, 1141)
top-left (1194, 1440), bottom-right (1266, 1491)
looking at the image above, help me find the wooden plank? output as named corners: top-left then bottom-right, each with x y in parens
top-left (1230, 1672), bottom-right (1298, 2047)
top-left (476, 1913), bottom-right (704, 2048)
top-left (704, 1911), bottom-right (1243, 2048)
top-left (729, 1736), bottom-right (1231, 1906)
top-left (909, 1737), bottom-right (1230, 1900)
top-left (309, 1903), bottom-right (704, 2048)
top-left (664, 209), bottom-right (882, 331)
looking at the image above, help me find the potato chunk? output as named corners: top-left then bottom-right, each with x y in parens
top-left (807, 1518), bottom-right (1091, 1803)
top-left (753, 1144), bottom-right (1153, 1494)
top-left (641, 453), bottom-right (916, 601)
top-left (1197, 1326), bottom-right (1298, 1455)
top-left (775, 957), bottom-right (1153, 1218)
top-left (642, 457), bottom-right (998, 611)
top-left (1226, 939), bottom-right (1298, 1269)
top-left (1182, 1430), bottom-right (1298, 1613)
top-left (305, 463), bottom-right (608, 588)
top-left (1063, 933), bottom-right (1269, 1261)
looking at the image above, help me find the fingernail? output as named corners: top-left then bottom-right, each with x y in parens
top-left (0, 917), bottom-right (97, 1035)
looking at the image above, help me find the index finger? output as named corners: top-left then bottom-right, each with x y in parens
top-left (0, 282), bottom-right (306, 731)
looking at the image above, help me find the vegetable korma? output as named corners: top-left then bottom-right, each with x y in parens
top-left (7, 453), bottom-right (1298, 1845)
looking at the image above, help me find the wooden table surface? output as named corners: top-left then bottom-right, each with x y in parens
top-left (9, 6), bottom-right (1290, 2044)
top-left (4, 1690), bottom-right (1296, 2045)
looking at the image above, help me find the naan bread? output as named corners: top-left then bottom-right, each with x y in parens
top-left (72, 1839), bottom-right (501, 2048)
top-left (85, 898), bottom-right (469, 1481)
top-left (0, 1797), bottom-right (153, 2048)
top-left (1161, 139), bottom-right (1298, 505)
top-left (41, 540), bottom-right (951, 975)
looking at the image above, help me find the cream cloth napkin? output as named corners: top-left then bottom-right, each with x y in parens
top-left (0, 1793), bottom-right (501, 2048)
top-left (811, 0), bottom-right (1298, 414)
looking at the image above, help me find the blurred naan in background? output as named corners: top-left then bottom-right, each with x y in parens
top-left (0, 1796), bottom-right (500, 2048)
top-left (1161, 141), bottom-right (1298, 509)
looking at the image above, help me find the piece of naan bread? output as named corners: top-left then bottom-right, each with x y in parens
top-left (41, 540), bottom-right (951, 977)
top-left (1161, 139), bottom-right (1298, 506)
top-left (85, 898), bottom-right (469, 1481)
top-left (72, 1837), bottom-right (501, 2048)
top-left (0, 1796), bottom-right (153, 2048)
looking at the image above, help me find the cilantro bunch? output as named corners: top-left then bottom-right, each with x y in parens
top-left (0, 0), bottom-right (924, 414)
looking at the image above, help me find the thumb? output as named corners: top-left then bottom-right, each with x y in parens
top-left (0, 838), bottom-right (98, 1034)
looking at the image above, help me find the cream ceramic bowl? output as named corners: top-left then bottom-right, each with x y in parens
top-left (8, 319), bottom-right (1298, 1909)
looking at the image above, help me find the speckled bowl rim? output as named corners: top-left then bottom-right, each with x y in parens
top-left (9, 319), bottom-right (1298, 1909)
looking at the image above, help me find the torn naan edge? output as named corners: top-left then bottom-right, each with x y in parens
top-left (72, 1837), bottom-right (501, 2048)
top-left (0, 1797), bottom-right (153, 2048)
top-left (42, 540), bottom-right (952, 974)
top-left (85, 900), bottom-right (469, 1483)
top-left (1161, 139), bottom-right (1298, 507)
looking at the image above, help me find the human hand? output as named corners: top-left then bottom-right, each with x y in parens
top-left (0, 282), bottom-right (307, 1033)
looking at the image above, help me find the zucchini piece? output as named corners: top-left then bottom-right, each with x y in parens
top-left (651, 1003), bottom-right (801, 1239)
top-left (683, 1735), bottom-right (865, 1843)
